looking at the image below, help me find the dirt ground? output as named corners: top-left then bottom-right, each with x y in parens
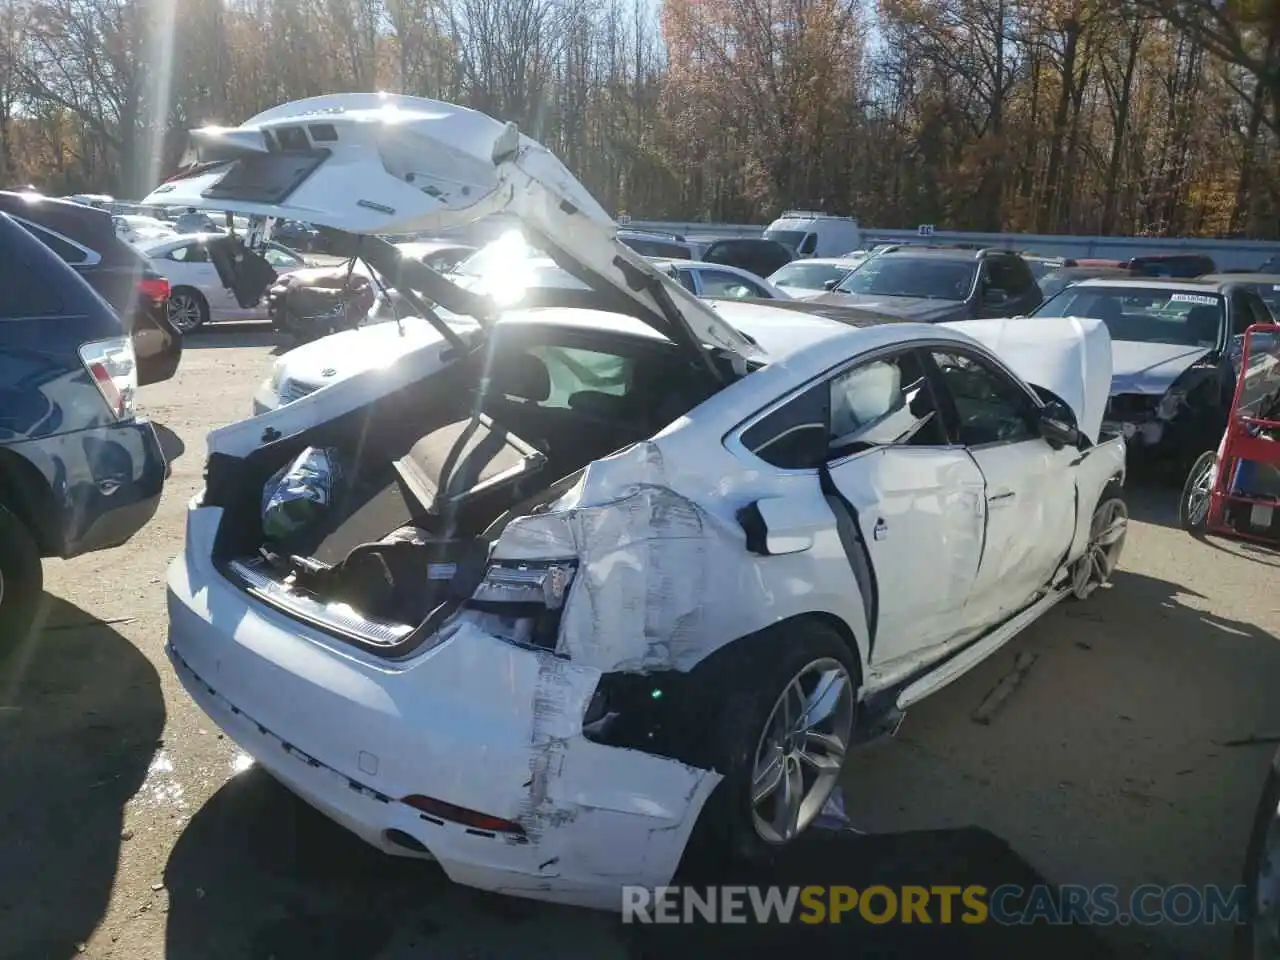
top-left (3, 322), bottom-right (1279, 960)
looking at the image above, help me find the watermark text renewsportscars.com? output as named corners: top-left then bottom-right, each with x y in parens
top-left (621, 884), bottom-right (1249, 926)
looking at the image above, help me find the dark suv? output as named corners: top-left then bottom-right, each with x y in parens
top-left (0, 213), bottom-right (167, 642)
top-left (813, 246), bottom-right (1043, 322)
top-left (0, 192), bottom-right (183, 386)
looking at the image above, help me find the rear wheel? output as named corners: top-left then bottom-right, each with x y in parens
top-left (698, 620), bottom-right (859, 861)
top-left (0, 505), bottom-right (43, 655)
top-left (168, 287), bottom-right (209, 333)
top-left (1237, 755), bottom-right (1280, 958)
top-left (1070, 482), bottom-right (1127, 600)
top-left (1180, 450), bottom-right (1217, 536)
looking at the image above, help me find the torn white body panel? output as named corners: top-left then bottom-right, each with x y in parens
top-left (493, 440), bottom-right (872, 673)
top-left (167, 506), bottom-right (719, 910)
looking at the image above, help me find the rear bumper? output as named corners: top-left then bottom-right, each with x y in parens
top-left (165, 504), bottom-right (719, 909)
top-left (8, 418), bottom-right (166, 558)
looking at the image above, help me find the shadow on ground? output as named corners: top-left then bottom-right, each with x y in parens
top-left (182, 323), bottom-right (288, 353)
top-left (0, 596), bottom-right (165, 960)
top-left (163, 767), bottom-right (622, 959)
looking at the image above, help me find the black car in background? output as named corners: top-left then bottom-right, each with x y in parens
top-left (1123, 253), bottom-right (1217, 278)
top-left (698, 237), bottom-right (796, 278)
top-left (0, 213), bottom-right (167, 643)
top-left (810, 246), bottom-right (1043, 322)
top-left (1036, 265), bottom-right (1139, 299)
top-left (0, 192), bottom-right (182, 385)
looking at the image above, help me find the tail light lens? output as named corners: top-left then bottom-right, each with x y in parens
top-left (464, 559), bottom-right (577, 650)
top-left (138, 275), bottom-right (170, 303)
top-left (79, 336), bottom-right (137, 419)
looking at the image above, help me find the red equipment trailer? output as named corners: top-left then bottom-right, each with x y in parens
top-left (1180, 323), bottom-right (1280, 545)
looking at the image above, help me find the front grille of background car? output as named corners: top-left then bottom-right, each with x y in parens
top-left (279, 380), bottom-right (320, 405)
top-left (1105, 394), bottom-right (1159, 421)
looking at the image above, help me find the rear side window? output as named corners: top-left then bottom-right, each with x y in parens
top-left (168, 243), bottom-right (209, 263)
top-left (16, 219), bottom-right (90, 264)
top-left (0, 246), bottom-right (66, 317)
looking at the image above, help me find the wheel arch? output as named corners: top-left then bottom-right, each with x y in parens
top-left (0, 448), bottom-right (60, 556)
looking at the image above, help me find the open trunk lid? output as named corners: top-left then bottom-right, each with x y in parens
top-left (141, 93), bottom-right (761, 366)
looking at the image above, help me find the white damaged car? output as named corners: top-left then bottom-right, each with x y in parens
top-left (147, 93), bottom-right (1128, 910)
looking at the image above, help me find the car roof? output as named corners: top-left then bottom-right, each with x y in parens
top-left (494, 300), bottom-right (848, 359)
top-left (1199, 273), bottom-right (1280, 284)
top-left (1070, 277), bottom-right (1226, 293)
top-left (878, 247), bottom-right (982, 261)
top-left (779, 257), bottom-right (864, 267)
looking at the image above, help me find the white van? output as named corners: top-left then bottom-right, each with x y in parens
top-left (763, 211), bottom-right (861, 258)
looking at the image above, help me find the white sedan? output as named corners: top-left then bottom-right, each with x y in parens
top-left (138, 233), bottom-right (308, 331)
top-left (112, 214), bottom-right (177, 246)
top-left (768, 256), bottom-right (868, 299)
top-left (144, 93), bottom-right (1127, 912)
top-left (652, 258), bottom-right (790, 300)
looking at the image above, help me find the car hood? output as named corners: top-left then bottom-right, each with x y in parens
top-left (140, 93), bottom-right (760, 365)
top-left (807, 291), bottom-right (969, 322)
top-left (1108, 340), bottom-right (1212, 396)
top-left (942, 316), bottom-right (1112, 443)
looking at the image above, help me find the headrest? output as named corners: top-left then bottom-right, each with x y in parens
top-left (492, 352), bottom-right (551, 402)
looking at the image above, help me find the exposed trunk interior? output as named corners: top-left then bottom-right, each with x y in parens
top-left (210, 338), bottom-right (723, 654)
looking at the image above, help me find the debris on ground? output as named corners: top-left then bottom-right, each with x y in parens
top-left (971, 652), bottom-right (1039, 725)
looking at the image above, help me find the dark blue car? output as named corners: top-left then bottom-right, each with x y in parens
top-left (0, 212), bottom-right (166, 642)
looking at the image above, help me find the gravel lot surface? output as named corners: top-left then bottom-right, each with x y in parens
top-left (3, 322), bottom-right (1278, 959)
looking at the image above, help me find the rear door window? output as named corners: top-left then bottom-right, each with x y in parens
top-left (14, 218), bottom-right (92, 265)
top-left (697, 269), bottom-right (767, 299)
top-left (0, 242), bottom-right (66, 317)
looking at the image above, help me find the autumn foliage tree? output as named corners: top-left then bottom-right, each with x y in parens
top-left (0, 0), bottom-right (1273, 237)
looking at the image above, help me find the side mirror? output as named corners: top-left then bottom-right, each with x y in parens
top-left (823, 278), bottom-right (839, 290)
top-left (1039, 400), bottom-right (1080, 450)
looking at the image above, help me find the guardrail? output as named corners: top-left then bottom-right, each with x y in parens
top-left (619, 220), bottom-right (1280, 270)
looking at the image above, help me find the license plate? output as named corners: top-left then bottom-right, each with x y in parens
top-left (1250, 504), bottom-right (1274, 529)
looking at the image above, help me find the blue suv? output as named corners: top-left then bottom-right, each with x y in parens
top-left (0, 213), bottom-right (166, 642)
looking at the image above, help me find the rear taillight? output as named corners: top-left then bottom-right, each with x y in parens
top-left (79, 337), bottom-right (137, 419)
top-left (464, 559), bottom-right (577, 650)
top-left (138, 276), bottom-right (170, 302)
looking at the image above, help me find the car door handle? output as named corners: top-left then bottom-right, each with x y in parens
top-left (873, 518), bottom-right (888, 540)
top-left (987, 490), bottom-right (1016, 505)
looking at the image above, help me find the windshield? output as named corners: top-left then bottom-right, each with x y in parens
top-left (1239, 281), bottom-right (1280, 317)
top-left (1032, 285), bottom-right (1225, 347)
top-left (764, 229), bottom-right (806, 249)
top-left (769, 261), bottom-right (854, 291)
top-left (835, 257), bottom-right (977, 301)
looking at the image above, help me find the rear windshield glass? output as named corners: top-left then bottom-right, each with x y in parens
top-left (1032, 285), bottom-right (1224, 347)
top-left (836, 257), bottom-right (977, 301)
top-left (203, 150), bottom-right (329, 204)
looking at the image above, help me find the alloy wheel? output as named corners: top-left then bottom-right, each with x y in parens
top-left (168, 294), bottom-right (204, 332)
top-left (1071, 497), bottom-right (1128, 599)
top-left (1182, 455), bottom-right (1216, 531)
top-left (750, 657), bottom-right (854, 844)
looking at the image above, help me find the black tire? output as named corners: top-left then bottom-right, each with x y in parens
top-left (694, 619), bottom-right (860, 863)
top-left (1235, 753), bottom-right (1280, 958)
top-left (1069, 480), bottom-right (1127, 600)
top-left (168, 287), bottom-right (209, 333)
top-left (0, 504), bottom-right (43, 654)
top-left (1179, 450), bottom-right (1216, 537)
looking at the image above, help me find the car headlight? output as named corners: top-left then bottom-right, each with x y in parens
top-left (1156, 387), bottom-right (1188, 420)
